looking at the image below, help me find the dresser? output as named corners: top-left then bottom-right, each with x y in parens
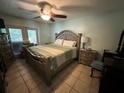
top-left (0, 33), bottom-right (14, 68)
top-left (79, 49), bottom-right (98, 65)
top-left (0, 52), bottom-right (6, 93)
top-left (99, 60), bottom-right (124, 93)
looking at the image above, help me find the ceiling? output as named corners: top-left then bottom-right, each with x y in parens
top-left (0, 0), bottom-right (124, 22)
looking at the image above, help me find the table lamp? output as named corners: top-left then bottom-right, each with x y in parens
top-left (81, 36), bottom-right (88, 49)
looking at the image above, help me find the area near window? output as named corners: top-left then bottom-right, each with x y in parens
top-left (7, 26), bottom-right (38, 56)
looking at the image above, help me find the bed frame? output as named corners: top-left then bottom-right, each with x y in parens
top-left (25, 30), bottom-right (82, 85)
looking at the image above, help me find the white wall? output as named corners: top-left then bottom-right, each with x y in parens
top-left (50, 12), bottom-right (124, 54)
top-left (1, 11), bottom-right (124, 56)
top-left (0, 13), bottom-right (51, 44)
top-left (39, 22), bottom-right (51, 44)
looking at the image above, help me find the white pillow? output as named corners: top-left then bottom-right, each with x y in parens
top-left (54, 39), bottom-right (63, 45)
top-left (63, 40), bottom-right (76, 47)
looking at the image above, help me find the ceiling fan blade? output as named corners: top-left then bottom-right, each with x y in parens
top-left (18, 7), bottom-right (38, 13)
top-left (50, 18), bottom-right (55, 22)
top-left (33, 16), bottom-right (41, 19)
top-left (52, 14), bottom-right (67, 18)
top-left (18, 0), bottom-right (40, 11)
top-left (51, 12), bottom-right (67, 18)
top-left (18, 0), bottom-right (36, 5)
top-left (60, 5), bottom-right (91, 12)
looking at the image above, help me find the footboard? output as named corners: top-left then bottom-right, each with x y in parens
top-left (24, 47), bottom-right (75, 85)
top-left (24, 48), bottom-right (52, 85)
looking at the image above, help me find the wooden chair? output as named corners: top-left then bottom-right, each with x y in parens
top-left (90, 60), bottom-right (104, 77)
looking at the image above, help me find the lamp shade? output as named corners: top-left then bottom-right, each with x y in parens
top-left (81, 36), bottom-right (88, 43)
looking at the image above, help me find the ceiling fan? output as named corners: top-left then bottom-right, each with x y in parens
top-left (18, 0), bottom-right (67, 22)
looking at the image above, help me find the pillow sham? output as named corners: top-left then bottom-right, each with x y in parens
top-left (54, 39), bottom-right (63, 45)
top-left (63, 40), bottom-right (76, 47)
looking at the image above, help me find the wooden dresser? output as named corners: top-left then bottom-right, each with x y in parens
top-left (0, 33), bottom-right (14, 68)
top-left (79, 49), bottom-right (98, 65)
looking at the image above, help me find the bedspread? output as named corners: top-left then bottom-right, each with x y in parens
top-left (28, 44), bottom-right (77, 70)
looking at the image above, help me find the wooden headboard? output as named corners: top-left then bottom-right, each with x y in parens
top-left (55, 30), bottom-right (82, 60)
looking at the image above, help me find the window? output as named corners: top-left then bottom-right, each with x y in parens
top-left (0, 28), bottom-right (6, 34)
top-left (27, 29), bottom-right (37, 44)
top-left (9, 28), bottom-right (23, 42)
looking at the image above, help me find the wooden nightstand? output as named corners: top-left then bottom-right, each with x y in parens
top-left (79, 49), bottom-right (98, 66)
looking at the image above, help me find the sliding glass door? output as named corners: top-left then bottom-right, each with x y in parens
top-left (9, 28), bottom-right (23, 42)
top-left (8, 28), bottom-right (23, 56)
top-left (6, 26), bottom-right (38, 56)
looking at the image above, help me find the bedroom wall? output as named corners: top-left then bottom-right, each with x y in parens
top-left (0, 13), bottom-right (51, 44)
top-left (50, 12), bottom-right (124, 55)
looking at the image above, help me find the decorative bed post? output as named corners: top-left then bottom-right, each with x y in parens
top-left (77, 33), bottom-right (82, 61)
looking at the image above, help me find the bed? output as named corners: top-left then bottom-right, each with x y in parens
top-left (25, 30), bottom-right (82, 85)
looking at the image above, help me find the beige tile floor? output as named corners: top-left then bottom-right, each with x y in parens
top-left (5, 59), bottom-right (100, 93)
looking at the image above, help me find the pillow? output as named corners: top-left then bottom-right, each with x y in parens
top-left (54, 39), bottom-right (63, 45)
top-left (63, 40), bottom-right (76, 47)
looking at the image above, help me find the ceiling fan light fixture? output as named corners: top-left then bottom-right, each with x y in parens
top-left (41, 14), bottom-right (51, 21)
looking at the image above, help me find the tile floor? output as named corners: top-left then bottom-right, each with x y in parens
top-left (5, 59), bottom-right (101, 93)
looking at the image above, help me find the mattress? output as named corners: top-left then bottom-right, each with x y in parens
top-left (28, 44), bottom-right (77, 70)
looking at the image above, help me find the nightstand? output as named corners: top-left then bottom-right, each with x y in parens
top-left (79, 49), bottom-right (98, 65)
